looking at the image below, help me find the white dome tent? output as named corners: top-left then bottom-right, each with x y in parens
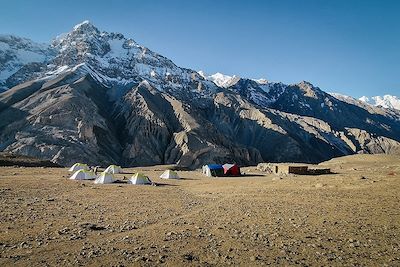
top-left (94, 171), bottom-right (116, 184)
top-left (68, 163), bottom-right (89, 172)
top-left (159, 170), bottom-right (180, 179)
top-left (104, 165), bottom-right (122, 174)
top-left (69, 169), bottom-right (96, 180)
top-left (128, 173), bottom-right (152, 185)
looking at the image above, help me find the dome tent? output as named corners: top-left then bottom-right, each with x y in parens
top-left (68, 163), bottom-right (89, 172)
top-left (104, 165), bottom-right (122, 174)
top-left (160, 170), bottom-right (180, 179)
top-left (202, 164), bottom-right (224, 177)
top-left (129, 173), bottom-right (152, 185)
top-left (94, 171), bottom-right (115, 184)
top-left (69, 169), bottom-right (96, 180)
top-left (222, 163), bottom-right (241, 176)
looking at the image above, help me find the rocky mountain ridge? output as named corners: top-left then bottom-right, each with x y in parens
top-left (0, 21), bottom-right (399, 168)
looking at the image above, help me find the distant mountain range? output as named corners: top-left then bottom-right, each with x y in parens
top-left (1, 21), bottom-right (399, 168)
top-left (359, 95), bottom-right (400, 111)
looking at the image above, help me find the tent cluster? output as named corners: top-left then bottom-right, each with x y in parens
top-left (68, 163), bottom-right (180, 185)
top-left (202, 163), bottom-right (241, 177)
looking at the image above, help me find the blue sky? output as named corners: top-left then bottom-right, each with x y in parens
top-left (0, 0), bottom-right (399, 97)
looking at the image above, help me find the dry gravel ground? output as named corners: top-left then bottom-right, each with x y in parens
top-left (0, 154), bottom-right (399, 266)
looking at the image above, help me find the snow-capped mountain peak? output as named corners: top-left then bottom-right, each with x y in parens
top-left (359, 95), bottom-right (400, 110)
top-left (197, 70), bottom-right (207, 79)
top-left (359, 96), bottom-right (370, 103)
top-left (72, 20), bottom-right (98, 32)
top-left (253, 78), bottom-right (268, 84)
top-left (43, 21), bottom-right (198, 89)
top-left (52, 21), bottom-right (108, 55)
top-left (0, 22), bottom-right (162, 90)
top-left (198, 71), bottom-right (240, 88)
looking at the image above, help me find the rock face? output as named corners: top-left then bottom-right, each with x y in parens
top-left (0, 21), bottom-right (400, 168)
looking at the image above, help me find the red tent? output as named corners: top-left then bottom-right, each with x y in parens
top-left (222, 164), bottom-right (241, 176)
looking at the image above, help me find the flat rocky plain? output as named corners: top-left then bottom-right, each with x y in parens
top-left (0, 154), bottom-right (399, 266)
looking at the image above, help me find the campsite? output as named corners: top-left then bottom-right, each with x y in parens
top-left (1, 2), bottom-right (400, 266)
top-left (1, 154), bottom-right (399, 266)
top-left (68, 163), bottom-right (236, 185)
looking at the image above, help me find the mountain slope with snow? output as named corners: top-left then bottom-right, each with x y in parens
top-left (0, 35), bottom-right (55, 89)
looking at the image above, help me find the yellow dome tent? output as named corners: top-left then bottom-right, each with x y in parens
top-left (68, 163), bottom-right (89, 172)
top-left (128, 173), bottom-right (152, 185)
top-left (69, 169), bottom-right (96, 180)
top-left (104, 165), bottom-right (122, 174)
top-left (94, 171), bottom-right (115, 184)
top-left (159, 170), bottom-right (180, 179)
